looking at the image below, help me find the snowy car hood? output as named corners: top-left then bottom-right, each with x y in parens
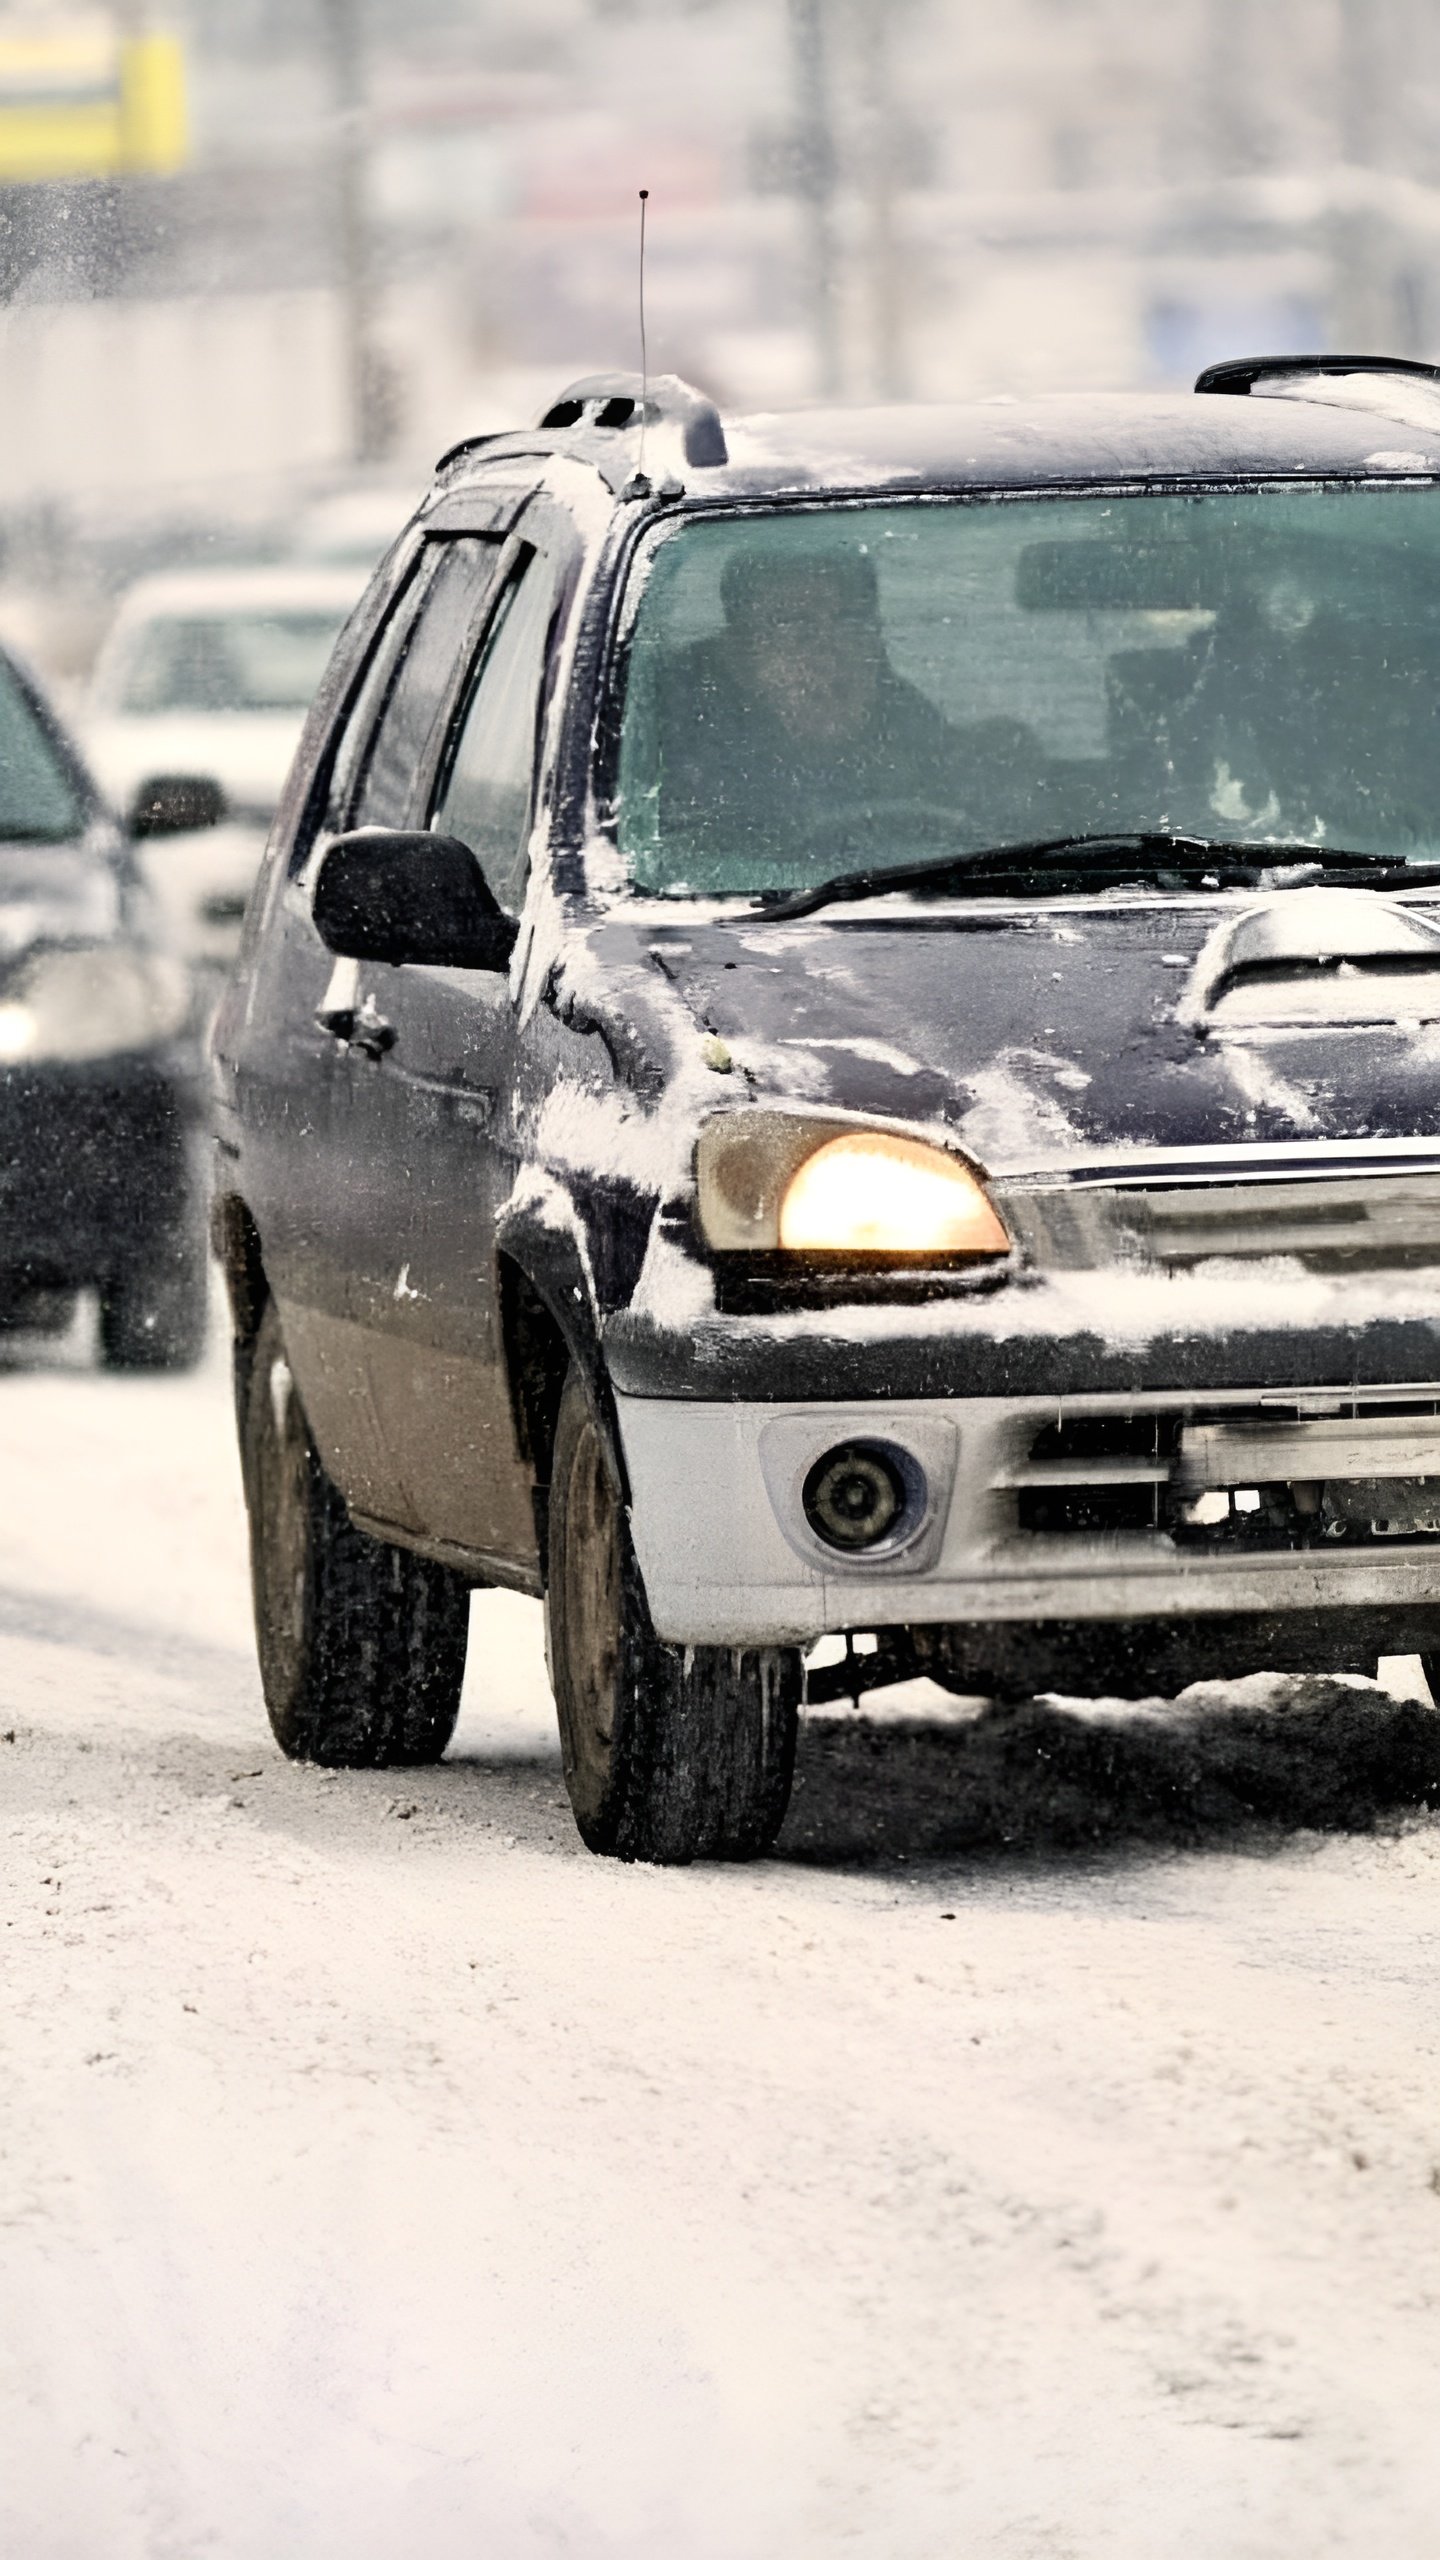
top-left (623, 887), bottom-right (1440, 1174)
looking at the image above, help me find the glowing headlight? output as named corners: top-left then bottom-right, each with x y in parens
top-left (0, 945), bottom-right (190, 1065)
top-left (779, 1131), bottom-right (1009, 1254)
top-left (694, 1110), bottom-right (1011, 1258)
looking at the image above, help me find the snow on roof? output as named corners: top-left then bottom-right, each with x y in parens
top-left (442, 387), bottom-right (1440, 510)
top-left (711, 391), bottom-right (1440, 492)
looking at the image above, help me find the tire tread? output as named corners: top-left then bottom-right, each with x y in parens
top-left (547, 1365), bottom-right (799, 1862)
top-left (244, 1301), bottom-right (468, 1766)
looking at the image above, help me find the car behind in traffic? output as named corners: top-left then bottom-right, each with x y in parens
top-left (213, 356), bottom-right (1440, 1857)
top-left (0, 640), bottom-right (204, 1368)
top-left (84, 564), bottom-right (358, 968)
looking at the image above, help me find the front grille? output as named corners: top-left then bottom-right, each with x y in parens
top-left (997, 1166), bottom-right (1440, 1272)
top-left (1005, 1394), bottom-right (1440, 1550)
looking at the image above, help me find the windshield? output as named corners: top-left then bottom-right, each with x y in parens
top-left (0, 658), bottom-right (84, 842)
top-left (109, 609), bottom-right (347, 715)
top-left (614, 487), bottom-right (1440, 896)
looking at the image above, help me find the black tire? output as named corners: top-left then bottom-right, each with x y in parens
top-left (545, 1364), bottom-right (800, 1863)
top-left (99, 1218), bottom-right (209, 1373)
top-left (242, 1298), bottom-right (469, 1766)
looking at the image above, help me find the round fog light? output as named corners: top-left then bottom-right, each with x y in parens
top-left (803, 1442), bottom-right (910, 1552)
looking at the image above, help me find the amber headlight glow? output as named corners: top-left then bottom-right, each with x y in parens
top-left (695, 1110), bottom-right (1011, 1257)
top-left (779, 1131), bottom-right (1008, 1254)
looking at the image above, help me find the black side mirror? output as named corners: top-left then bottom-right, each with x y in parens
top-left (129, 772), bottom-right (228, 838)
top-left (312, 830), bottom-right (518, 971)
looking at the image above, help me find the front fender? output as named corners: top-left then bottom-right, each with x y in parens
top-left (494, 1180), bottom-right (639, 1512)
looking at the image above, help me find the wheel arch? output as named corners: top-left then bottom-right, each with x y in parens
top-left (211, 1188), bottom-right (270, 1431)
top-left (496, 1220), bottom-right (622, 1529)
top-left (211, 1189), bottom-right (269, 1348)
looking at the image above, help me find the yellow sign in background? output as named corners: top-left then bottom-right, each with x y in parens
top-left (0, 24), bottom-right (187, 182)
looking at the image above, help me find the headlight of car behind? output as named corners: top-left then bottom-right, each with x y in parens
top-left (696, 1111), bottom-right (1010, 1257)
top-left (0, 945), bottom-right (191, 1065)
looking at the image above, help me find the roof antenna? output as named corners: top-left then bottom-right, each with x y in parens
top-left (632, 187), bottom-right (651, 496)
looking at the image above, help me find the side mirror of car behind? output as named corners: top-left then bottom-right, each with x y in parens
top-left (129, 772), bottom-right (228, 838)
top-left (312, 830), bottom-right (519, 972)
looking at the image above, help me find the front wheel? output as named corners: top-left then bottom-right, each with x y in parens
top-left (242, 1299), bottom-right (469, 1766)
top-left (545, 1364), bottom-right (800, 1863)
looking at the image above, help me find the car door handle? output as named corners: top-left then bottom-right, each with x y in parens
top-left (315, 992), bottom-right (397, 1059)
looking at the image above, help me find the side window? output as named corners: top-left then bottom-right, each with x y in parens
top-left (430, 544), bottom-right (563, 915)
top-left (348, 536), bottom-right (503, 830)
top-left (306, 551), bottom-right (441, 857)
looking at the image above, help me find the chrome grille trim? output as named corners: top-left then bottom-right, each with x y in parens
top-left (996, 1455), bottom-right (1169, 1488)
top-left (998, 1137), bottom-right (1440, 1189)
top-left (1175, 1411), bottom-right (1440, 1490)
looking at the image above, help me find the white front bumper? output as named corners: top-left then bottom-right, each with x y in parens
top-left (614, 1385), bottom-right (1440, 1647)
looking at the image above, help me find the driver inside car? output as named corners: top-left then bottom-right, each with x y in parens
top-left (648, 544), bottom-right (1040, 888)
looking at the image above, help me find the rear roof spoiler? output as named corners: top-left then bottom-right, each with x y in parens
top-left (1196, 353), bottom-right (1440, 397)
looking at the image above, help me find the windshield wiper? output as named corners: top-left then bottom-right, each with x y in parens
top-left (755, 834), bottom-right (1422, 923)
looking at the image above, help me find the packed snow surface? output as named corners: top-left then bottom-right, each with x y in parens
top-left (4, 1313), bottom-right (1440, 2557)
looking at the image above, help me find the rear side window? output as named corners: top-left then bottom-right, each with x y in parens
top-left (430, 546), bottom-right (562, 914)
top-left (0, 661), bottom-right (83, 843)
top-left (312, 550), bottom-right (442, 848)
top-left (348, 538), bottom-right (502, 830)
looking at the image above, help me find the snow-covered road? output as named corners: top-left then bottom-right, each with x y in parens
top-left (4, 1320), bottom-right (1440, 2558)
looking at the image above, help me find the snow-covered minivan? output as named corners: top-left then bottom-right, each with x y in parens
top-left (213, 356), bottom-right (1440, 1860)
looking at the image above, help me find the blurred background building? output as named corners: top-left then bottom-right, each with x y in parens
top-left (0, 0), bottom-right (1437, 670)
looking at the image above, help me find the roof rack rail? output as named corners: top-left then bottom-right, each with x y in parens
top-left (535, 370), bottom-right (728, 468)
top-left (1195, 353), bottom-right (1440, 397)
top-left (432, 370), bottom-right (727, 486)
top-left (433, 428), bottom-right (505, 474)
